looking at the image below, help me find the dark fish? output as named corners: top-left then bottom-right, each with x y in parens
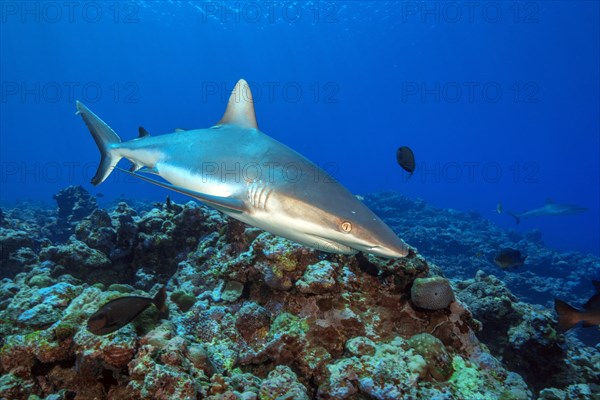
top-left (396, 146), bottom-right (415, 177)
top-left (555, 281), bottom-right (600, 331)
top-left (494, 248), bottom-right (526, 269)
top-left (95, 193), bottom-right (104, 198)
top-left (87, 287), bottom-right (167, 335)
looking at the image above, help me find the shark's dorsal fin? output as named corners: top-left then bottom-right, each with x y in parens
top-left (138, 126), bottom-right (150, 137)
top-left (217, 79), bottom-right (258, 129)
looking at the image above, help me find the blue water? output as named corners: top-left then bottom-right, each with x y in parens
top-left (1, 1), bottom-right (598, 256)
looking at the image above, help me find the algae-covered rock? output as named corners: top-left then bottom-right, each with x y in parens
top-left (221, 280), bottom-right (244, 302)
top-left (235, 302), bottom-right (270, 344)
top-left (345, 336), bottom-right (377, 357)
top-left (40, 238), bottom-right (111, 270)
top-left (317, 337), bottom-right (426, 399)
top-left (172, 290), bottom-right (197, 312)
top-left (296, 260), bottom-right (337, 294)
top-left (2, 192), bottom-right (596, 399)
top-left (0, 373), bottom-right (36, 399)
top-left (54, 185), bottom-right (98, 223)
top-left (408, 332), bottom-right (454, 381)
top-left (259, 365), bottom-right (309, 400)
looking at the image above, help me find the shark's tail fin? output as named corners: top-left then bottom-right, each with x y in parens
top-left (75, 101), bottom-right (122, 185)
top-left (506, 210), bottom-right (521, 224)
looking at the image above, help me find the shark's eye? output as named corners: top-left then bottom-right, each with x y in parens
top-left (340, 221), bottom-right (352, 233)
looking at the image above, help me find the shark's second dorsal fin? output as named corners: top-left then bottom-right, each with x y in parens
top-left (217, 79), bottom-right (258, 129)
top-left (139, 126), bottom-right (150, 137)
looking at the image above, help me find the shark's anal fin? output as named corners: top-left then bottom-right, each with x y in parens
top-left (116, 167), bottom-right (246, 214)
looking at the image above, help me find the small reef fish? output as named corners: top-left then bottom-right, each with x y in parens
top-left (498, 199), bottom-right (587, 224)
top-left (396, 146), bottom-right (416, 177)
top-left (554, 281), bottom-right (600, 331)
top-left (494, 248), bottom-right (526, 269)
top-left (87, 287), bottom-right (167, 335)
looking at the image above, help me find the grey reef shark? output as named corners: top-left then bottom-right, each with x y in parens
top-left (501, 199), bottom-right (587, 224)
top-left (76, 79), bottom-right (410, 258)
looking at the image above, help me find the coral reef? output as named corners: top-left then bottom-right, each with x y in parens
top-left (47, 185), bottom-right (98, 242)
top-left (454, 270), bottom-right (600, 393)
top-left (364, 192), bottom-right (600, 311)
top-left (0, 188), bottom-right (598, 399)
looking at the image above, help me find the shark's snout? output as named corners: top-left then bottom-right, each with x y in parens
top-left (356, 236), bottom-right (410, 258)
top-left (343, 220), bottom-right (411, 259)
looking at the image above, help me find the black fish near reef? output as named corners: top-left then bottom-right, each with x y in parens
top-left (555, 281), bottom-right (600, 331)
top-left (494, 248), bottom-right (526, 269)
top-left (396, 146), bottom-right (415, 177)
top-left (87, 287), bottom-right (167, 335)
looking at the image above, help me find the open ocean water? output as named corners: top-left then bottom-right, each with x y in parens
top-left (0, 1), bottom-right (599, 399)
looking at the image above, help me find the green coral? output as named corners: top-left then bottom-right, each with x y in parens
top-left (268, 313), bottom-right (309, 339)
top-left (259, 365), bottom-right (309, 400)
top-left (408, 333), bottom-right (454, 381)
top-left (172, 290), bottom-right (197, 312)
top-left (448, 356), bottom-right (530, 400)
top-left (107, 283), bottom-right (135, 293)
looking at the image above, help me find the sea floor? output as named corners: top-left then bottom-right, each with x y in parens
top-left (0, 186), bottom-right (598, 399)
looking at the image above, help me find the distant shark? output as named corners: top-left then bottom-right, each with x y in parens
top-left (502, 199), bottom-right (587, 224)
top-left (76, 79), bottom-right (410, 258)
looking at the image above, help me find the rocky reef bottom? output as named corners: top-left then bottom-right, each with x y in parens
top-left (0, 187), bottom-right (598, 399)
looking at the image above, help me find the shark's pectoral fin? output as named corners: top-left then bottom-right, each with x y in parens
top-left (116, 167), bottom-right (246, 214)
top-left (216, 79), bottom-right (258, 130)
top-left (137, 166), bottom-right (160, 175)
